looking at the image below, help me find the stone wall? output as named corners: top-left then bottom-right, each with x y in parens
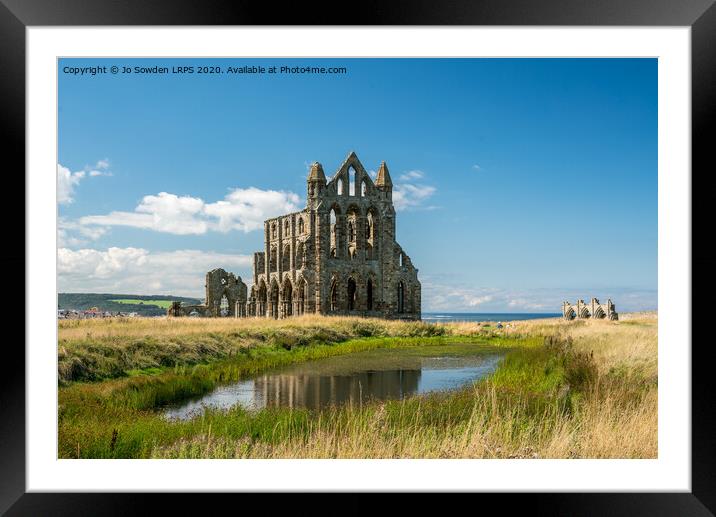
top-left (167, 268), bottom-right (247, 317)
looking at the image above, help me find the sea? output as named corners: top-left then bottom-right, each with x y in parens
top-left (421, 313), bottom-right (560, 323)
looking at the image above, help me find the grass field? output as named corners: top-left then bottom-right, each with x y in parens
top-left (109, 299), bottom-right (175, 309)
top-left (58, 313), bottom-right (657, 459)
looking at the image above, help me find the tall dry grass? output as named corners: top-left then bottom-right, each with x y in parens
top-left (59, 315), bottom-right (465, 382)
top-left (150, 314), bottom-right (658, 459)
top-left (59, 314), bottom-right (457, 341)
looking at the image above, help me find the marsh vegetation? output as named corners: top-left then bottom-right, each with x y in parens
top-left (58, 313), bottom-right (657, 459)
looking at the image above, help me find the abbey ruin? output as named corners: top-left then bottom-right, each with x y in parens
top-left (168, 268), bottom-right (248, 317)
top-left (169, 152), bottom-right (421, 320)
top-left (562, 298), bottom-right (618, 321)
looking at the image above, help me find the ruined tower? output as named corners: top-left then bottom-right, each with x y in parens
top-left (245, 151), bottom-right (421, 320)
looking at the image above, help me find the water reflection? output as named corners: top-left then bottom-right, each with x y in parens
top-left (163, 349), bottom-right (502, 420)
top-left (255, 368), bottom-right (422, 409)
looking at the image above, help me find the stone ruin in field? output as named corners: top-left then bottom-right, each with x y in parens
top-left (168, 151), bottom-right (421, 320)
top-left (562, 298), bottom-right (618, 321)
top-left (168, 268), bottom-right (248, 317)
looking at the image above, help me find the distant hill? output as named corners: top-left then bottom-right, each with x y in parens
top-left (58, 293), bottom-right (203, 316)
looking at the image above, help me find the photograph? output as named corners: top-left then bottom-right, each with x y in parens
top-left (1, 6), bottom-right (707, 509)
top-left (56, 56), bottom-right (658, 460)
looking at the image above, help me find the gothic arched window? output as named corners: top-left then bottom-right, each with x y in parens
top-left (349, 166), bottom-right (356, 196)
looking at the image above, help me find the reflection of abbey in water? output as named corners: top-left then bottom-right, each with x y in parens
top-left (169, 151), bottom-right (421, 319)
top-left (252, 370), bottom-right (422, 410)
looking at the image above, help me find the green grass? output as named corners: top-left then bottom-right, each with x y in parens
top-left (110, 299), bottom-right (175, 309)
top-left (58, 334), bottom-right (549, 458)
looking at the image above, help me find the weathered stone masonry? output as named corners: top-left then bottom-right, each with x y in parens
top-left (562, 298), bottom-right (618, 321)
top-left (168, 268), bottom-right (248, 317)
top-left (246, 151), bottom-right (421, 320)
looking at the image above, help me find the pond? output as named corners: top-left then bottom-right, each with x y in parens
top-left (163, 344), bottom-right (504, 420)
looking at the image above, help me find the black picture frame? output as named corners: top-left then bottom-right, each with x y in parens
top-left (2, 1), bottom-right (710, 514)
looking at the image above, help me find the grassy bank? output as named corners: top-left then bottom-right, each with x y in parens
top-left (58, 314), bottom-right (657, 459)
top-left (58, 315), bottom-right (458, 383)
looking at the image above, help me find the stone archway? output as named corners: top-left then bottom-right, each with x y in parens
top-left (219, 295), bottom-right (229, 317)
top-left (270, 279), bottom-right (279, 319)
top-left (397, 281), bottom-right (405, 313)
top-left (347, 277), bottom-right (357, 311)
top-left (282, 278), bottom-right (293, 317)
top-left (296, 277), bottom-right (306, 315)
top-left (257, 280), bottom-right (267, 316)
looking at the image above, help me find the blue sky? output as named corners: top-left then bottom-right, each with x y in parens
top-left (57, 58), bottom-right (657, 312)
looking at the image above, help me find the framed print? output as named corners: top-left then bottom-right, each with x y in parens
top-left (2, 0), bottom-right (712, 513)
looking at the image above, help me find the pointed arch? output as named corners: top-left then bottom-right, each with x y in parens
top-left (269, 246), bottom-right (277, 272)
top-left (269, 279), bottom-right (280, 319)
top-left (257, 279), bottom-right (267, 316)
top-left (349, 165), bottom-right (356, 196)
top-left (295, 242), bottom-right (305, 268)
top-left (296, 276), bottom-right (307, 315)
top-left (282, 277), bottom-right (293, 317)
top-left (366, 278), bottom-right (374, 311)
top-left (346, 204), bottom-right (360, 260)
top-left (347, 277), bottom-right (357, 311)
top-left (282, 244), bottom-right (291, 271)
top-left (366, 206), bottom-right (379, 259)
top-left (219, 294), bottom-right (229, 317)
top-left (397, 281), bottom-right (405, 313)
top-left (329, 207), bottom-right (338, 258)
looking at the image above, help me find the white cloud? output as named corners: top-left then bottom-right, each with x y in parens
top-left (472, 164), bottom-right (482, 171)
top-left (507, 298), bottom-right (550, 311)
top-left (204, 187), bottom-right (301, 232)
top-left (389, 169), bottom-right (436, 211)
top-left (81, 192), bottom-right (209, 235)
top-left (58, 217), bottom-right (107, 247)
top-left (58, 247), bottom-right (253, 297)
top-left (398, 170), bottom-right (424, 181)
top-left (57, 165), bottom-right (85, 204)
top-left (421, 276), bottom-right (657, 313)
top-left (80, 188), bottom-right (302, 235)
top-left (87, 159), bottom-right (112, 177)
top-left (421, 280), bottom-right (499, 312)
top-left (393, 184), bottom-right (436, 211)
top-left (58, 161), bottom-right (112, 204)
